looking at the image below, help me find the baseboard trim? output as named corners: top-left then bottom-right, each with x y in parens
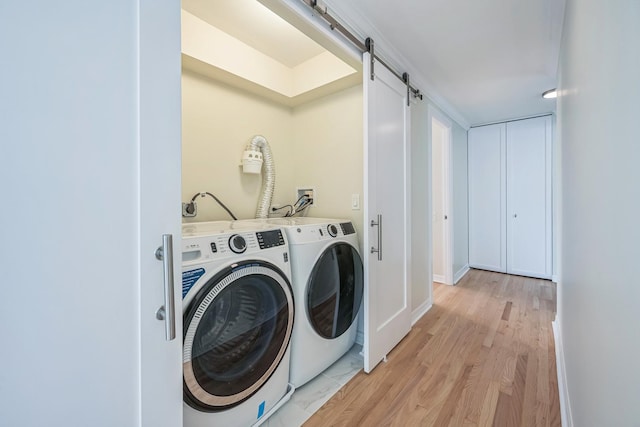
top-left (454, 265), bottom-right (470, 284)
top-left (433, 274), bottom-right (445, 284)
top-left (552, 320), bottom-right (573, 427)
top-left (411, 300), bottom-right (432, 326)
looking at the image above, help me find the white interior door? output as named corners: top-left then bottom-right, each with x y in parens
top-left (506, 116), bottom-right (552, 278)
top-left (363, 52), bottom-right (412, 373)
top-left (430, 113), bottom-right (453, 285)
top-left (468, 123), bottom-right (507, 272)
top-left (139, 0), bottom-right (183, 425)
top-left (1, 1), bottom-right (182, 426)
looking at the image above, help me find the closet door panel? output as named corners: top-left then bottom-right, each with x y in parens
top-left (506, 116), bottom-right (552, 278)
top-left (468, 123), bottom-right (506, 272)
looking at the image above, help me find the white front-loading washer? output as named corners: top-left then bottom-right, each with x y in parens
top-left (181, 221), bottom-right (295, 427)
top-left (244, 217), bottom-right (364, 388)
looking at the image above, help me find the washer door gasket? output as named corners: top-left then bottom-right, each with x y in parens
top-left (183, 261), bottom-right (294, 412)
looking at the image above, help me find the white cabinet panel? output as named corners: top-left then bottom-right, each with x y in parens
top-left (468, 123), bottom-right (507, 272)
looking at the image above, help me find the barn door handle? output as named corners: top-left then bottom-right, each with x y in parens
top-left (370, 214), bottom-right (382, 261)
top-left (155, 234), bottom-right (176, 341)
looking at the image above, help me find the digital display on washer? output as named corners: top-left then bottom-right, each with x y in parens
top-left (256, 230), bottom-right (285, 249)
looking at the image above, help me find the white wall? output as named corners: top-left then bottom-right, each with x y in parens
top-left (181, 70), bottom-right (296, 221)
top-left (451, 122), bottom-right (469, 281)
top-left (557, 0), bottom-right (640, 425)
top-left (411, 99), bottom-right (431, 313)
top-left (291, 85), bottom-right (364, 239)
top-left (0, 1), bottom-right (182, 426)
top-left (182, 70), bottom-right (363, 233)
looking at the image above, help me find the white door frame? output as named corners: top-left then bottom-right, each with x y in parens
top-left (428, 106), bottom-right (453, 285)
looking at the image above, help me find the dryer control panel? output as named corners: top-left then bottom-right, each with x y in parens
top-left (286, 221), bottom-right (356, 245)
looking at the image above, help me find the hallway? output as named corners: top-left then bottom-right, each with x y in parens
top-left (305, 269), bottom-right (561, 426)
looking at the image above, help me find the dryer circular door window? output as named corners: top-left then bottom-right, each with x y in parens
top-left (307, 242), bottom-right (364, 339)
top-left (183, 261), bottom-right (294, 412)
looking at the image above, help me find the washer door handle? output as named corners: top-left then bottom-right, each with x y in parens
top-left (155, 234), bottom-right (176, 341)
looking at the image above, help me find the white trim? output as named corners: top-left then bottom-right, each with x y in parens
top-left (552, 320), bottom-right (573, 427)
top-left (405, 62), bottom-right (413, 336)
top-left (470, 113), bottom-right (554, 128)
top-left (432, 274), bottom-right (446, 284)
top-left (411, 301), bottom-right (432, 326)
top-left (552, 274), bottom-right (559, 283)
top-left (442, 113), bottom-right (454, 286)
top-left (453, 265), bottom-right (470, 284)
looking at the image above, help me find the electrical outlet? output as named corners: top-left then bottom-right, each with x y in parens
top-left (182, 201), bottom-right (197, 217)
top-left (296, 188), bottom-right (315, 206)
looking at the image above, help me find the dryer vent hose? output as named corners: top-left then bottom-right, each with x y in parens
top-left (245, 135), bottom-right (275, 219)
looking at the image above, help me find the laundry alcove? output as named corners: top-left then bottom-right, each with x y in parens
top-left (180, 0), bottom-right (364, 238)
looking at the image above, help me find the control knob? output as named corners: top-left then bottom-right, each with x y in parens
top-left (327, 224), bottom-right (338, 237)
top-left (229, 234), bottom-right (247, 254)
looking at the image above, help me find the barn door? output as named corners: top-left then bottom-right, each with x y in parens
top-left (363, 51), bottom-right (412, 373)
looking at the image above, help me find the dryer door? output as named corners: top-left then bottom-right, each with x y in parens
top-left (307, 243), bottom-right (364, 339)
top-left (183, 261), bottom-right (293, 412)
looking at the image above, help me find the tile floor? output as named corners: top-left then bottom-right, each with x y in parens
top-left (265, 344), bottom-right (364, 427)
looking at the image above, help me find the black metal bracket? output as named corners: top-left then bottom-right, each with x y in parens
top-left (403, 72), bottom-right (411, 106)
top-left (365, 38), bottom-right (375, 80)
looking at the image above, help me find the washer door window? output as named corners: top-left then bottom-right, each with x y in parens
top-left (307, 243), bottom-right (364, 339)
top-left (183, 261), bottom-right (294, 412)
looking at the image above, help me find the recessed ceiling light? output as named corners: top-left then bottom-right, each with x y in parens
top-left (542, 89), bottom-right (557, 99)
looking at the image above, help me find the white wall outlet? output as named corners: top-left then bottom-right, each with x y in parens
top-left (296, 187), bottom-right (315, 206)
top-left (351, 193), bottom-right (360, 210)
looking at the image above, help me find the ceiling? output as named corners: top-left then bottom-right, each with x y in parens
top-left (323, 0), bottom-right (566, 127)
top-left (182, 0), bottom-right (566, 128)
top-left (182, 0), bottom-right (325, 68)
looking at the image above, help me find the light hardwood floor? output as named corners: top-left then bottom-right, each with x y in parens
top-left (304, 269), bottom-right (561, 427)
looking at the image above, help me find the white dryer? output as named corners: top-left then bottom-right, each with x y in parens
top-left (247, 217), bottom-right (364, 388)
top-left (181, 221), bottom-right (295, 427)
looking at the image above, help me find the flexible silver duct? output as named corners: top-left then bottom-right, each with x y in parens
top-left (245, 135), bottom-right (275, 219)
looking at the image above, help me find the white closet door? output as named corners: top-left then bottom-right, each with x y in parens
top-left (506, 116), bottom-right (552, 278)
top-left (363, 52), bottom-right (412, 373)
top-left (139, 0), bottom-right (184, 425)
top-left (1, 1), bottom-right (182, 425)
top-left (468, 123), bottom-right (507, 272)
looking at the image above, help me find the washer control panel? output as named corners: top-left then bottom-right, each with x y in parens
top-left (182, 228), bottom-right (286, 263)
top-left (256, 229), bottom-right (285, 249)
top-left (228, 234), bottom-right (247, 253)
